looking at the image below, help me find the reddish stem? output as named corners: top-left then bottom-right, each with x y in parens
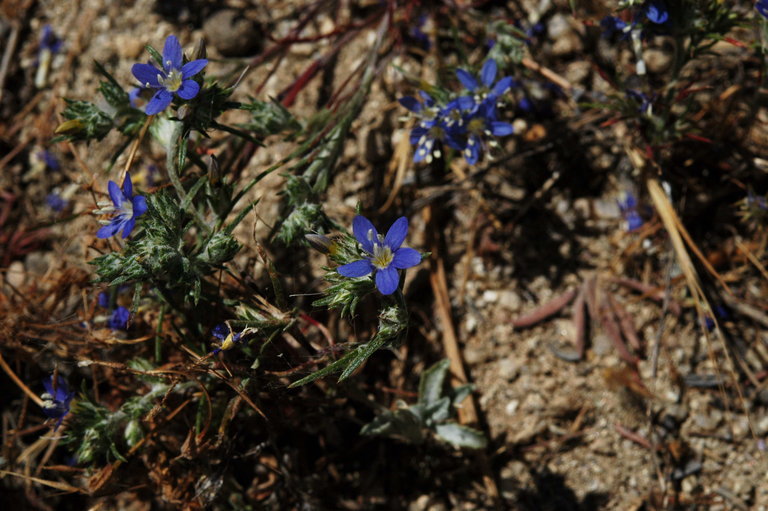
top-left (511, 288), bottom-right (577, 328)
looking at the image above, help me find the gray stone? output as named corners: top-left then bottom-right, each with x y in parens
top-left (203, 9), bottom-right (262, 57)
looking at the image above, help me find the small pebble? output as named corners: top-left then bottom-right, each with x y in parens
top-left (203, 9), bottom-right (262, 57)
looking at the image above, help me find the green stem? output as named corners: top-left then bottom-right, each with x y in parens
top-left (165, 121), bottom-right (211, 233)
top-left (155, 303), bottom-right (165, 362)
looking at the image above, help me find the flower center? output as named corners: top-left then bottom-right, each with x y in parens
top-left (467, 117), bottom-right (486, 134)
top-left (159, 69), bottom-right (183, 92)
top-left (119, 199), bottom-right (134, 218)
top-left (370, 242), bottom-right (394, 269)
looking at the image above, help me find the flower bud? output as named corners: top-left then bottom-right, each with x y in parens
top-left (207, 154), bottom-right (221, 185)
top-left (55, 119), bottom-right (85, 135)
top-left (194, 39), bottom-right (207, 60)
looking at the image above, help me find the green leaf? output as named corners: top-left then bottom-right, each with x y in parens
top-left (94, 60), bottom-right (129, 108)
top-left (289, 334), bottom-right (387, 387)
top-left (223, 200), bottom-right (257, 235)
top-left (288, 352), bottom-right (354, 387)
top-left (180, 176), bottom-right (208, 211)
top-left (58, 99), bottom-right (114, 141)
top-left (451, 384), bottom-right (473, 408)
top-left (338, 334), bottom-right (388, 381)
top-left (109, 442), bottom-right (127, 462)
top-left (418, 359), bottom-right (450, 406)
top-left (237, 97), bottom-right (301, 136)
top-left (360, 408), bottom-right (425, 444)
top-left (434, 423), bottom-right (487, 449)
top-left (145, 44), bottom-right (163, 68)
top-left (423, 396), bottom-right (451, 426)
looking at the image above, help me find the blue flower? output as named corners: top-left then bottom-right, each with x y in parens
top-left (461, 99), bottom-right (514, 165)
top-left (618, 191), bottom-right (644, 231)
top-left (759, 0), bottom-right (768, 19)
top-left (600, 16), bottom-right (634, 39)
top-left (46, 193), bottom-right (67, 212)
top-left (337, 216), bottom-right (422, 295)
top-left (747, 190), bottom-right (768, 211)
top-left (212, 323), bottom-right (243, 354)
top-left (41, 375), bottom-right (74, 430)
top-left (400, 92), bottom-right (460, 163)
top-left (455, 59), bottom-right (515, 101)
top-left (108, 306), bottom-right (130, 330)
top-left (128, 87), bottom-right (144, 108)
top-left (409, 14), bottom-right (430, 49)
top-left (38, 150), bottom-right (60, 171)
top-left (95, 172), bottom-right (147, 239)
top-left (39, 25), bottom-right (63, 55)
top-left (131, 35), bottom-right (208, 115)
top-left (626, 89), bottom-right (653, 115)
top-left (643, 0), bottom-right (668, 24)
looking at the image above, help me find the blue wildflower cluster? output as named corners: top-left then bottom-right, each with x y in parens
top-left (399, 59), bottom-right (514, 165)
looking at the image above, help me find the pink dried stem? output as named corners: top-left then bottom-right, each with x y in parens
top-left (571, 284), bottom-right (587, 359)
top-left (511, 288), bottom-right (577, 328)
top-left (610, 276), bottom-right (681, 316)
top-left (608, 294), bottom-right (643, 353)
top-left (600, 299), bottom-right (639, 366)
top-left (614, 422), bottom-right (653, 450)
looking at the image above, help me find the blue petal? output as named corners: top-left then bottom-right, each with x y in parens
top-left (97, 220), bottom-right (122, 239)
top-left (644, 1), bottom-right (668, 24)
top-left (443, 130), bottom-right (465, 150)
top-left (392, 247), bottom-right (421, 269)
top-left (128, 87), bottom-right (143, 107)
top-left (109, 306), bottom-right (130, 329)
top-left (122, 172), bottom-right (133, 198)
top-left (132, 195), bottom-right (148, 217)
top-left (456, 68), bottom-right (478, 91)
top-left (464, 137), bottom-right (480, 164)
top-left (98, 291), bottom-right (110, 308)
top-left (491, 76), bottom-right (514, 97)
top-left (162, 35), bottom-right (183, 71)
top-left (177, 80), bottom-right (200, 100)
top-left (108, 180), bottom-right (123, 208)
top-left (384, 217), bottom-right (408, 251)
top-left (409, 126), bottom-right (428, 145)
top-left (399, 96), bottom-right (423, 113)
top-left (418, 90), bottom-right (435, 106)
top-left (181, 59), bottom-right (208, 78)
top-left (338, 259), bottom-right (374, 277)
top-left (413, 145), bottom-right (427, 163)
top-left (352, 215), bottom-right (377, 253)
top-left (480, 59), bottom-right (497, 87)
top-left (131, 63), bottom-right (162, 88)
top-left (145, 89), bottom-right (173, 115)
top-left (120, 216), bottom-right (135, 238)
top-left (456, 95), bottom-right (476, 111)
top-left (490, 121), bottom-right (514, 136)
top-left (212, 324), bottom-right (229, 340)
top-left (600, 16), bottom-right (626, 36)
top-left (626, 212), bottom-right (644, 231)
top-left (42, 376), bottom-right (54, 395)
top-left (375, 266), bottom-right (399, 295)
